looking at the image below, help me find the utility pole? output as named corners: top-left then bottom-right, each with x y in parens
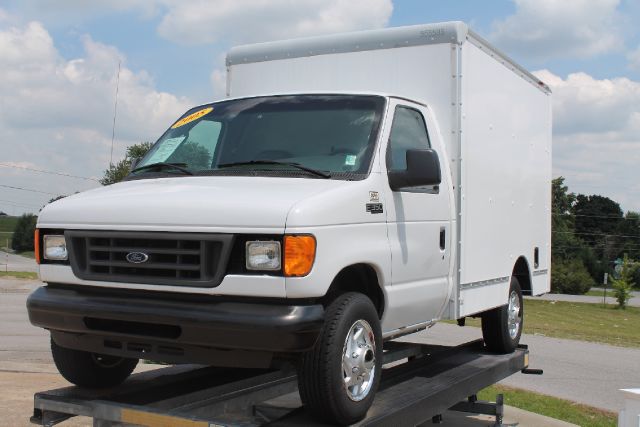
top-left (109, 60), bottom-right (121, 167)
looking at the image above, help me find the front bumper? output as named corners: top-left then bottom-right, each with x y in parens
top-left (27, 286), bottom-right (324, 365)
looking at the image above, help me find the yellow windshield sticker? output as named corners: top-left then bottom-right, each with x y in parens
top-left (171, 107), bottom-right (213, 129)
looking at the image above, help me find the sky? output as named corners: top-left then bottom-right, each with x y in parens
top-left (1, 0), bottom-right (640, 215)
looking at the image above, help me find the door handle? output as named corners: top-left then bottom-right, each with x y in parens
top-left (439, 227), bottom-right (446, 250)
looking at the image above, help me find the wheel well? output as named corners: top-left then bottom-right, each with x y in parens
top-left (321, 264), bottom-right (385, 319)
top-left (513, 256), bottom-right (532, 295)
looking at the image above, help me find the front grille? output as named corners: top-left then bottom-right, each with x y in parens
top-left (66, 231), bottom-right (234, 287)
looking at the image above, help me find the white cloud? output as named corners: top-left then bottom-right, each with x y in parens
top-left (534, 69), bottom-right (640, 211)
top-left (490, 0), bottom-right (623, 61)
top-left (0, 20), bottom-right (192, 213)
top-left (534, 69), bottom-right (640, 135)
top-left (210, 68), bottom-right (226, 99)
top-left (156, 0), bottom-right (393, 45)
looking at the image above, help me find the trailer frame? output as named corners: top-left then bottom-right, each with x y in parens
top-left (31, 339), bottom-right (537, 427)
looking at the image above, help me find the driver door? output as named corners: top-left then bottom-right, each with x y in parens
top-left (383, 100), bottom-right (452, 331)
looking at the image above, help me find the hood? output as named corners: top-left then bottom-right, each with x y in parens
top-left (38, 176), bottom-right (347, 232)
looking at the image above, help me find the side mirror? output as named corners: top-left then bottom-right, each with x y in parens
top-left (388, 149), bottom-right (441, 191)
top-left (129, 157), bottom-right (141, 171)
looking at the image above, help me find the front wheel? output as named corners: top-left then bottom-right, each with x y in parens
top-left (298, 293), bottom-right (382, 425)
top-left (481, 277), bottom-right (523, 353)
top-left (51, 338), bottom-right (138, 388)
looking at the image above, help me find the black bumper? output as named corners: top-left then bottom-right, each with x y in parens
top-left (27, 286), bottom-right (324, 358)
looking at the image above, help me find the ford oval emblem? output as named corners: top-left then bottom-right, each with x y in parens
top-left (126, 252), bottom-right (149, 264)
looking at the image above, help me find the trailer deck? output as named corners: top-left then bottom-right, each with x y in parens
top-left (31, 339), bottom-right (537, 427)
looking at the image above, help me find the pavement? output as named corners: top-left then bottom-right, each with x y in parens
top-left (0, 250), bottom-right (37, 273)
top-left (407, 322), bottom-right (640, 413)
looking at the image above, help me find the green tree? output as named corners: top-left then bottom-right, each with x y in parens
top-left (569, 194), bottom-right (624, 283)
top-left (48, 195), bottom-right (67, 204)
top-left (101, 142), bottom-right (153, 185)
top-left (551, 177), bottom-right (581, 259)
top-left (166, 142), bottom-right (212, 170)
top-left (611, 254), bottom-right (637, 309)
top-left (573, 194), bottom-right (623, 247)
top-left (551, 258), bottom-right (595, 295)
top-left (10, 213), bottom-right (37, 252)
top-left (613, 211), bottom-right (640, 261)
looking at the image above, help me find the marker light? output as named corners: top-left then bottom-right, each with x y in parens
top-left (34, 229), bottom-right (40, 264)
top-left (284, 235), bottom-right (316, 277)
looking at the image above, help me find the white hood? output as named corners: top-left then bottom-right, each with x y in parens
top-left (38, 176), bottom-right (348, 232)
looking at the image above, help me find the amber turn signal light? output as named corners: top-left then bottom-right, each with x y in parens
top-left (283, 235), bottom-right (316, 277)
top-left (34, 228), bottom-right (40, 264)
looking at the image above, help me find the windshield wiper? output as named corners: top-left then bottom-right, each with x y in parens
top-left (217, 160), bottom-right (331, 178)
top-left (130, 162), bottom-right (194, 176)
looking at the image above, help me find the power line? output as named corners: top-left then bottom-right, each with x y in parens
top-left (554, 213), bottom-right (639, 220)
top-left (0, 163), bottom-right (98, 182)
top-left (0, 184), bottom-right (58, 195)
top-left (553, 241), bottom-right (640, 248)
top-left (553, 231), bottom-right (640, 239)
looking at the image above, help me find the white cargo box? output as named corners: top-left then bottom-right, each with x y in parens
top-left (226, 22), bottom-right (551, 319)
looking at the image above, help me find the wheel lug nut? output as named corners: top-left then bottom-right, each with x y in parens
top-left (352, 367), bottom-right (359, 373)
top-left (352, 352), bottom-right (358, 358)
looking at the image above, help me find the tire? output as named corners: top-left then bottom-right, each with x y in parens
top-left (481, 276), bottom-right (523, 353)
top-left (298, 292), bottom-right (383, 425)
top-left (51, 338), bottom-right (138, 388)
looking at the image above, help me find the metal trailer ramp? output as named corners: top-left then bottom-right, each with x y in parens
top-left (31, 340), bottom-right (534, 427)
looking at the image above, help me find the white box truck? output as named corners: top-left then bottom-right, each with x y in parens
top-left (28, 21), bottom-right (551, 425)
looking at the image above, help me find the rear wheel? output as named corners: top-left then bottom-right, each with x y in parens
top-left (51, 338), bottom-right (138, 388)
top-left (298, 292), bottom-right (382, 425)
top-left (481, 277), bottom-right (523, 353)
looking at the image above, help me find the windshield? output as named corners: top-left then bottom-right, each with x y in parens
top-left (132, 95), bottom-right (385, 180)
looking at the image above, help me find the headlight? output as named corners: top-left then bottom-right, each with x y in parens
top-left (246, 241), bottom-right (281, 271)
top-left (43, 235), bottom-right (68, 261)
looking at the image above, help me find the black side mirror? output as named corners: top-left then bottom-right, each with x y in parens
top-left (388, 149), bottom-right (441, 191)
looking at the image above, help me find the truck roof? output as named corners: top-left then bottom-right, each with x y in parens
top-left (226, 21), bottom-right (550, 94)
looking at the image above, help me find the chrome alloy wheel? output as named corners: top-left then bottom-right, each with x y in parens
top-left (507, 290), bottom-right (522, 339)
top-left (342, 319), bottom-right (376, 402)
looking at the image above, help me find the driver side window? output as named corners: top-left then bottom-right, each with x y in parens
top-left (387, 106), bottom-right (430, 171)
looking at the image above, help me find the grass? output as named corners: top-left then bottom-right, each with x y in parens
top-left (585, 289), bottom-right (639, 297)
top-left (0, 216), bottom-right (35, 258)
top-left (0, 271), bottom-right (38, 279)
top-left (0, 215), bottom-right (17, 250)
top-left (462, 299), bottom-right (640, 348)
top-left (0, 216), bottom-right (18, 233)
top-left (15, 251), bottom-right (35, 259)
top-left (478, 384), bottom-right (616, 427)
